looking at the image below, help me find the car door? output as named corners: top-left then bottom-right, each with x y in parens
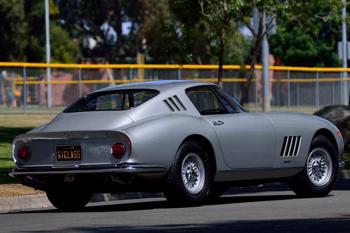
top-left (186, 86), bottom-right (277, 169)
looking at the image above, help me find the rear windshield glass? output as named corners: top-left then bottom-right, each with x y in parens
top-left (64, 89), bottom-right (159, 113)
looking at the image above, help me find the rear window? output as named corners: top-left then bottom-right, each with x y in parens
top-left (64, 89), bottom-right (159, 113)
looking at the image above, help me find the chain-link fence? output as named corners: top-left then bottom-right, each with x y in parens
top-left (0, 62), bottom-right (348, 113)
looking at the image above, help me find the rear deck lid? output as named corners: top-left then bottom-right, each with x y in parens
top-left (42, 111), bottom-right (133, 131)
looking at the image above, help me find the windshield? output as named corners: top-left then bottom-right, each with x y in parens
top-left (64, 89), bottom-right (159, 113)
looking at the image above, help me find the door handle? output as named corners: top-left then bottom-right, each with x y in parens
top-left (212, 120), bottom-right (224, 126)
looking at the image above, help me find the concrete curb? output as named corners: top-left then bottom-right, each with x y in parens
top-left (1, 170), bottom-right (349, 213)
top-left (0, 194), bottom-right (52, 213)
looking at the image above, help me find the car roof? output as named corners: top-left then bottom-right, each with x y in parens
top-left (94, 80), bottom-right (215, 92)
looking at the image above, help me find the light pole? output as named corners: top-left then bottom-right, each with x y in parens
top-left (262, 11), bottom-right (270, 112)
top-left (45, 0), bottom-right (52, 108)
top-left (342, 0), bottom-right (348, 105)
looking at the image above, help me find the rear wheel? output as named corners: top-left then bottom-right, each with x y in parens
top-left (289, 135), bottom-right (338, 197)
top-left (46, 186), bottom-right (91, 211)
top-left (164, 141), bottom-right (213, 206)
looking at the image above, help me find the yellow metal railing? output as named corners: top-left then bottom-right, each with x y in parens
top-left (1, 62), bottom-right (350, 85)
top-left (1, 61), bottom-right (350, 72)
top-left (12, 78), bottom-right (350, 85)
top-left (0, 62), bottom-right (348, 109)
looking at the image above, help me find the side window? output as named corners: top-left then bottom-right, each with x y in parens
top-left (217, 88), bottom-right (246, 112)
top-left (215, 90), bottom-right (238, 113)
top-left (186, 88), bottom-right (229, 115)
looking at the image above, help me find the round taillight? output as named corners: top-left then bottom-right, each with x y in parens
top-left (18, 146), bottom-right (31, 160)
top-left (112, 143), bottom-right (126, 159)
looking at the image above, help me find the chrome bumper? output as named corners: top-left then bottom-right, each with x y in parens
top-left (9, 163), bottom-right (166, 177)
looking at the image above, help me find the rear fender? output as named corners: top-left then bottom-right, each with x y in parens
top-left (122, 114), bottom-right (227, 172)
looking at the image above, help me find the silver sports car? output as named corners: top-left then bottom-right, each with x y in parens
top-left (10, 80), bottom-right (344, 210)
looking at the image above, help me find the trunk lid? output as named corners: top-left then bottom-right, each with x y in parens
top-left (41, 111), bottom-right (133, 132)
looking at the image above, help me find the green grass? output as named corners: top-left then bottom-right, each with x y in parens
top-left (0, 127), bottom-right (32, 183)
top-left (0, 112), bottom-right (57, 184)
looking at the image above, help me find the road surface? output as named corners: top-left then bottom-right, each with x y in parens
top-left (1, 182), bottom-right (349, 233)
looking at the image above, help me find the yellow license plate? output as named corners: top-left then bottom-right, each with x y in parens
top-left (56, 145), bottom-right (81, 161)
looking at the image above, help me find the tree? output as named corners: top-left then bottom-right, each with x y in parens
top-left (170, 0), bottom-right (251, 66)
top-left (23, 0), bottom-right (77, 63)
top-left (169, 0), bottom-right (213, 64)
top-left (198, 0), bottom-right (237, 86)
top-left (232, 1), bottom-right (290, 106)
top-left (270, 2), bottom-right (341, 67)
top-left (195, 0), bottom-right (341, 105)
top-left (0, 0), bottom-right (27, 61)
top-left (57, 0), bottom-right (135, 63)
top-left (137, 0), bottom-right (177, 63)
top-left (51, 24), bottom-right (78, 63)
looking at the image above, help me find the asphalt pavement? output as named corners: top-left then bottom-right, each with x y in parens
top-left (0, 180), bottom-right (349, 233)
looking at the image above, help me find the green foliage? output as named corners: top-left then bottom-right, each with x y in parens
top-left (270, 0), bottom-right (342, 67)
top-left (170, 0), bottom-right (251, 65)
top-left (57, 0), bottom-right (129, 63)
top-left (138, 1), bottom-right (177, 63)
top-left (24, 0), bottom-right (76, 63)
top-left (0, 0), bottom-right (27, 61)
top-left (51, 24), bottom-right (78, 63)
top-left (0, 0), bottom-right (345, 67)
top-left (0, 127), bottom-right (30, 184)
top-left (226, 33), bottom-right (252, 65)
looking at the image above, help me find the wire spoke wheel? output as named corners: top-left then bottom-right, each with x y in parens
top-left (307, 147), bottom-right (333, 186)
top-left (289, 135), bottom-right (338, 197)
top-left (164, 141), bottom-right (212, 205)
top-left (181, 152), bottom-right (205, 194)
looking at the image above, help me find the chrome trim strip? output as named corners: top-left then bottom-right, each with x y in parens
top-left (287, 136), bottom-right (295, 156)
top-left (282, 137), bottom-right (290, 157)
top-left (295, 136), bottom-right (302, 157)
top-left (292, 136), bottom-right (300, 156)
top-left (9, 164), bottom-right (166, 176)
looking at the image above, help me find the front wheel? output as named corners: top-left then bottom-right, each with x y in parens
top-left (46, 186), bottom-right (92, 211)
top-left (289, 135), bottom-right (338, 197)
top-left (164, 141), bottom-right (212, 206)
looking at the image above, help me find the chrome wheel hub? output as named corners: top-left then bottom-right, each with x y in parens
top-left (307, 148), bottom-right (332, 186)
top-left (181, 153), bottom-right (205, 194)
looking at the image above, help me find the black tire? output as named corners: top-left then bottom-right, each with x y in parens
top-left (164, 141), bottom-right (213, 206)
top-left (46, 186), bottom-right (92, 211)
top-left (289, 135), bottom-right (338, 197)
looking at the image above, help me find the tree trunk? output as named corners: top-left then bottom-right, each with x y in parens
top-left (239, 10), bottom-right (265, 107)
top-left (218, 27), bottom-right (226, 88)
top-left (239, 36), bottom-right (263, 106)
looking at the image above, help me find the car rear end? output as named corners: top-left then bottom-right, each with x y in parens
top-left (11, 130), bottom-right (165, 192)
top-left (10, 88), bottom-right (166, 192)
top-left (12, 130), bottom-right (132, 174)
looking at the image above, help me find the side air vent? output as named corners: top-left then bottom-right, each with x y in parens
top-left (280, 136), bottom-right (302, 157)
top-left (163, 99), bottom-right (175, 111)
top-left (173, 95), bottom-right (187, 110)
top-left (163, 95), bottom-right (187, 112)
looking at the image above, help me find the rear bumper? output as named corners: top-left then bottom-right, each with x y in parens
top-left (9, 163), bottom-right (166, 177)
